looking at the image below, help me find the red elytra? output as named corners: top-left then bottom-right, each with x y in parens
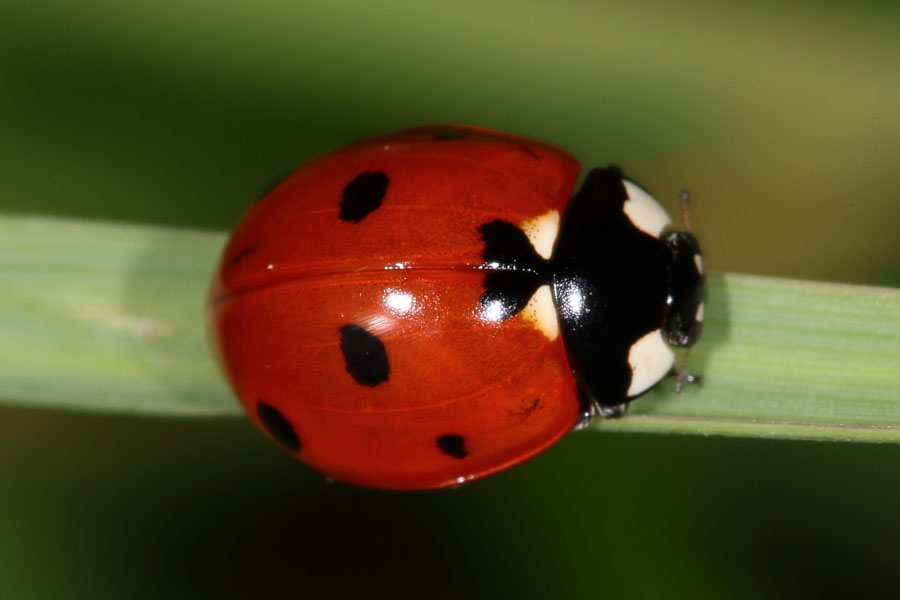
top-left (208, 125), bottom-right (584, 489)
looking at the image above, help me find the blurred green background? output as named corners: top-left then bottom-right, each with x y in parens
top-left (2, 1), bottom-right (899, 597)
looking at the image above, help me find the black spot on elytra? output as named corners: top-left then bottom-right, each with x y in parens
top-left (340, 324), bottom-right (389, 386)
top-left (257, 401), bottom-right (301, 452)
top-left (340, 171), bottom-right (389, 222)
top-left (227, 245), bottom-right (257, 268)
top-left (437, 434), bottom-right (468, 459)
top-left (432, 129), bottom-right (467, 140)
top-left (479, 220), bottom-right (542, 270)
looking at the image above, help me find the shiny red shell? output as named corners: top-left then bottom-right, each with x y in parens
top-left (208, 125), bottom-right (582, 489)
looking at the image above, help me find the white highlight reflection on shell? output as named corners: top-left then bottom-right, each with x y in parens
top-left (481, 298), bottom-right (506, 322)
top-left (558, 280), bottom-right (584, 316)
top-left (383, 289), bottom-right (417, 316)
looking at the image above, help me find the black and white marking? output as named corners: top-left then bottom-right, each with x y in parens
top-left (477, 166), bottom-right (705, 413)
top-left (478, 220), bottom-right (550, 323)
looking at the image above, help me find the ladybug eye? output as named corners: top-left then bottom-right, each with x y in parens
top-left (663, 232), bottom-right (706, 347)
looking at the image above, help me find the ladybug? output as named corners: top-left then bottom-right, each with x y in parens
top-left (208, 125), bottom-right (705, 489)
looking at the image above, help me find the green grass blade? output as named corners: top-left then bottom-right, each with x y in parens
top-left (0, 214), bottom-right (235, 415)
top-left (2, 214), bottom-right (899, 441)
top-left (595, 275), bottom-right (900, 441)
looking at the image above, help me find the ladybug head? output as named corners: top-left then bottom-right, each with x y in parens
top-left (661, 231), bottom-right (705, 347)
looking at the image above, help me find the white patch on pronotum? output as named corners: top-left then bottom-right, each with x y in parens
top-left (694, 254), bottom-right (704, 275)
top-left (622, 180), bottom-right (671, 238)
top-left (520, 210), bottom-right (560, 260)
top-left (695, 301), bottom-right (705, 323)
top-left (626, 329), bottom-right (675, 397)
top-left (520, 284), bottom-right (559, 341)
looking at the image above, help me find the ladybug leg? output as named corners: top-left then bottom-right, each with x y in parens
top-left (669, 347), bottom-right (701, 393)
top-left (573, 382), bottom-right (601, 429)
top-left (573, 399), bottom-right (628, 425)
top-left (673, 370), bottom-right (701, 393)
top-left (573, 382), bottom-right (629, 426)
top-left (573, 404), bottom-right (595, 430)
top-left (666, 367), bottom-right (701, 392)
top-left (598, 403), bottom-right (628, 419)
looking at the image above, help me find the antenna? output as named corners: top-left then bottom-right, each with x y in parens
top-left (679, 189), bottom-right (693, 233)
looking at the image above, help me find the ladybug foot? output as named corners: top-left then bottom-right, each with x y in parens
top-left (598, 403), bottom-right (628, 419)
top-left (573, 401), bottom-right (628, 426)
top-left (671, 369), bottom-right (701, 394)
top-left (574, 406), bottom-right (595, 430)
